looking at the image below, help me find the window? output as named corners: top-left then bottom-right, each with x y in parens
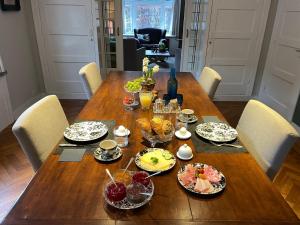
top-left (122, 0), bottom-right (175, 36)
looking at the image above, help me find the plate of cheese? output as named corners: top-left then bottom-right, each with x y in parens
top-left (135, 148), bottom-right (176, 172)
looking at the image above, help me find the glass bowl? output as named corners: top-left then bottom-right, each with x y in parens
top-left (141, 127), bottom-right (175, 147)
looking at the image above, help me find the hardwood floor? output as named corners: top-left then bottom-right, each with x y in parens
top-left (0, 100), bottom-right (299, 222)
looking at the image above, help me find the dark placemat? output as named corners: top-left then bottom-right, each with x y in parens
top-left (189, 116), bottom-right (247, 153)
top-left (54, 120), bottom-right (116, 155)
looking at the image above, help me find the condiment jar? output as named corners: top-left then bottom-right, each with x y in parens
top-left (113, 125), bottom-right (129, 147)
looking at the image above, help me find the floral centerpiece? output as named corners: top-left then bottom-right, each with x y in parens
top-left (124, 57), bottom-right (159, 92)
top-left (141, 57), bottom-right (159, 91)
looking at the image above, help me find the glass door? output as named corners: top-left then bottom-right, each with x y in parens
top-left (181, 0), bottom-right (210, 77)
top-left (99, 0), bottom-right (123, 74)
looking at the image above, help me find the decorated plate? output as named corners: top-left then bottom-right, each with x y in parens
top-left (177, 163), bottom-right (226, 195)
top-left (195, 122), bottom-right (238, 142)
top-left (94, 147), bottom-right (122, 162)
top-left (104, 171), bottom-right (154, 209)
top-left (178, 114), bottom-right (198, 123)
top-left (64, 121), bottom-right (108, 142)
top-left (135, 148), bottom-right (176, 172)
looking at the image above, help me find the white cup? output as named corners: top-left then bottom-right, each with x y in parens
top-left (99, 140), bottom-right (118, 156)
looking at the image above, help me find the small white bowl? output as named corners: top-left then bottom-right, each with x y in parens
top-left (175, 130), bottom-right (191, 140)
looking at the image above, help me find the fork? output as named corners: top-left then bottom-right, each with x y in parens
top-left (209, 141), bottom-right (243, 149)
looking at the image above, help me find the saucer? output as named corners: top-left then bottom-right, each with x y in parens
top-left (178, 114), bottom-right (198, 123)
top-left (94, 147), bottom-right (122, 162)
top-left (176, 151), bottom-right (193, 160)
top-left (175, 130), bottom-right (191, 140)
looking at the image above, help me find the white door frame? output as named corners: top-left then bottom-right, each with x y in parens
top-left (180, 0), bottom-right (212, 77)
top-left (31, 0), bottom-right (100, 98)
top-left (98, 0), bottom-right (123, 74)
top-left (0, 70), bottom-right (14, 131)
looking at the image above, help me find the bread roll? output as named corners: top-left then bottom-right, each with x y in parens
top-left (136, 118), bottom-right (151, 133)
top-left (162, 120), bottom-right (173, 135)
top-left (150, 117), bottom-right (164, 136)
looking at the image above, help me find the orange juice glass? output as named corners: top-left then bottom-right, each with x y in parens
top-left (139, 91), bottom-right (153, 110)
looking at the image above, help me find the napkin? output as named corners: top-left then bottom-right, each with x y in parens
top-left (202, 116), bottom-right (220, 123)
top-left (59, 148), bottom-right (86, 162)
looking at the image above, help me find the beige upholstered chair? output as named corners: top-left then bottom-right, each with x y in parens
top-left (237, 99), bottom-right (299, 179)
top-left (12, 95), bottom-right (69, 171)
top-left (198, 67), bottom-right (222, 99)
top-left (79, 62), bottom-right (102, 99)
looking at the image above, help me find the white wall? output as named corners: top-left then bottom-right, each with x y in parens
top-left (0, 0), bottom-right (44, 118)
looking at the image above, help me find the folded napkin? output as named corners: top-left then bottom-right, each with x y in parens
top-left (59, 148), bottom-right (86, 162)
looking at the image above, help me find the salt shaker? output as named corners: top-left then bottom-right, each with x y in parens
top-left (113, 125), bottom-right (129, 147)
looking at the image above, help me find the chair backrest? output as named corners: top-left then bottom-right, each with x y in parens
top-left (237, 99), bottom-right (299, 179)
top-left (12, 95), bottom-right (69, 171)
top-left (123, 38), bottom-right (145, 71)
top-left (198, 67), bottom-right (222, 99)
top-left (79, 62), bottom-right (102, 99)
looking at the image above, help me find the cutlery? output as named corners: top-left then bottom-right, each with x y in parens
top-left (123, 157), bottom-right (134, 175)
top-left (209, 141), bottom-right (243, 149)
top-left (140, 193), bottom-right (152, 196)
top-left (59, 143), bottom-right (98, 147)
top-left (145, 171), bottom-right (161, 179)
top-left (105, 168), bottom-right (117, 187)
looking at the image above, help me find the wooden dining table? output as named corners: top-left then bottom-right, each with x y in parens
top-left (2, 71), bottom-right (299, 225)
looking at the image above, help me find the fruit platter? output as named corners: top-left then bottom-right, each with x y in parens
top-left (104, 170), bottom-right (154, 209)
top-left (177, 163), bottom-right (226, 195)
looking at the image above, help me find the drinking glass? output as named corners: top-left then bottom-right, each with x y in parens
top-left (139, 91), bottom-right (153, 110)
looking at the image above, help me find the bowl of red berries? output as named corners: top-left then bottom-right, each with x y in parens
top-left (104, 170), bottom-right (154, 209)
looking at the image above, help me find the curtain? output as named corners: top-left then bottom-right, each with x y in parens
top-left (172, 0), bottom-right (181, 36)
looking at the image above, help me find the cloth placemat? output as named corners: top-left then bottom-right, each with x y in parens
top-left (54, 120), bottom-right (116, 155)
top-left (59, 148), bottom-right (86, 162)
top-left (189, 116), bottom-right (247, 153)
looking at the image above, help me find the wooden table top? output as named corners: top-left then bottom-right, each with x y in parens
top-left (2, 72), bottom-right (299, 225)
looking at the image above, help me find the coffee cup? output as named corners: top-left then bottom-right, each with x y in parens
top-left (181, 109), bottom-right (194, 120)
top-left (99, 140), bottom-right (118, 157)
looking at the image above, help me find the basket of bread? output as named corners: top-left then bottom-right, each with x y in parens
top-left (136, 117), bottom-right (175, 147)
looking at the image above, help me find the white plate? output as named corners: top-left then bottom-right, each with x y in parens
top-left (175, 130), bottom-right (191, 140)
top-left (176, 152), bottom-right (193, 160)
top-left (195, 122), bottom-right (238, 142)
top-left (177, 163), bottom-right (226, 195)
top-left (64, 121), bottom-right (108, 142)
top-left (94, 147), bottom-right (122, 162)
top-left (135, 148), bottom-right (176, 173)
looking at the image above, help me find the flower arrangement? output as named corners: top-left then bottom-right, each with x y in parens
top-left (142, 57), bottom-right (159, 84)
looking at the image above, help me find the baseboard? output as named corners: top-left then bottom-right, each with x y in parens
top-left (213, 95), bottom-right (252, 101)
top-left (55, 92), bottom-right (88, 100)
top-left (13, 93), bottom-right (47, 119)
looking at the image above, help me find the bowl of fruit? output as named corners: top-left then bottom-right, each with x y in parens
top-left (104, 170), bottom-right (154, 209)
top-left (124, 77), bottom-right (144, 94)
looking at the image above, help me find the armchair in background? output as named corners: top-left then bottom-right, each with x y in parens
top-left (134, 28), bottom-right (167, 50)
top-left (123, 38), bottom-right (146, 71)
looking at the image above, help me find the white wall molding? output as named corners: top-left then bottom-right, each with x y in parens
top-left (214, 96), bottom-right (251, 102)
top-left (13, 92), bottom-right (46, 119)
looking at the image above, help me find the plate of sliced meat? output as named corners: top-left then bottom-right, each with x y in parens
top-left (177, 163), bottom-right (226, 195)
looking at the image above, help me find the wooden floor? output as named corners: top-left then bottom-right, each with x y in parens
top-left (0, 100), bottom-right (299, 222)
